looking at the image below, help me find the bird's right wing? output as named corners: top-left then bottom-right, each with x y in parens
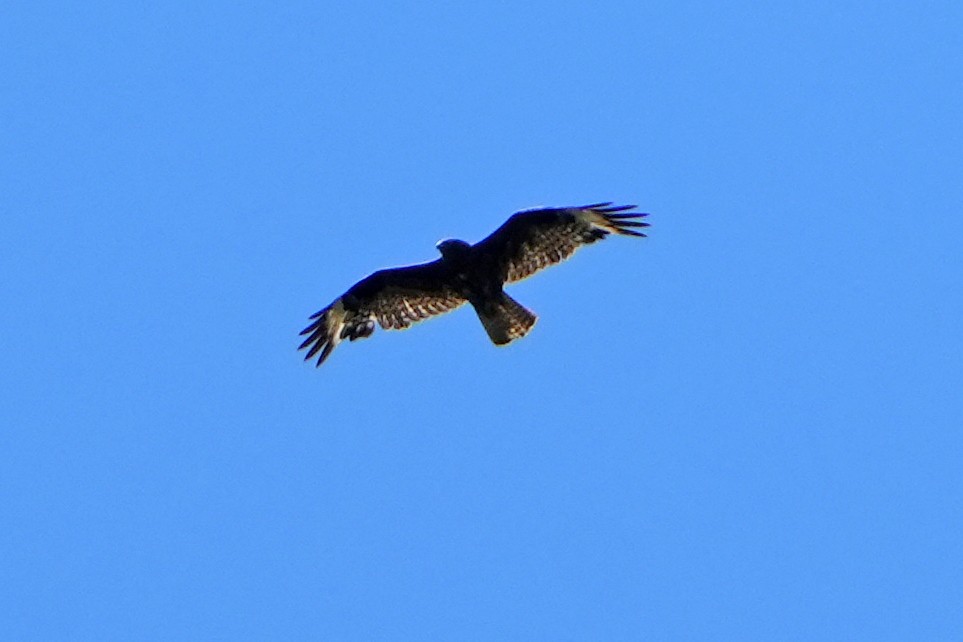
top-left (474, 203), bottom-right (649, 284)
top-left (298, 260), bottom-right (467, 367)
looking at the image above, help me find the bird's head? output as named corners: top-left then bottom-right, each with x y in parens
top-left (436, 238), bottom-right (471, 260)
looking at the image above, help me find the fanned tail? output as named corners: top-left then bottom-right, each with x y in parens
top-left (474, 292), bottom-right (537, 346)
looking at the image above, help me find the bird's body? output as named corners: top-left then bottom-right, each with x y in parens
top-left (299, 203), bottom-right (649, 366)
top-left (434, 238), bottom-right (531, 344)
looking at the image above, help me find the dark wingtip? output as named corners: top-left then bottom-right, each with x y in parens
top-left (592, 205), bottom-right (650, 237)
top-left (614, 220), bottom-right (650, 228)
top-left (301, 307), bottom-right (328, 335)
top-left (593, 203), bottom-right (637, 213)
top-left (304, 340), bottom-right (323, 360)
top-left (315, 342), bottom-right (335, 367)
top-left (618, 229), bottom-right (647, 237)
top-left (606, 211), bottom-right (649, 219)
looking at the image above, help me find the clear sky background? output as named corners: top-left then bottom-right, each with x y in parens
top-left (3, 1), bottom-right (962, 639)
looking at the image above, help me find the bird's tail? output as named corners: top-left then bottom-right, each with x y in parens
top-left (474, 292), bottom-right (537, 346)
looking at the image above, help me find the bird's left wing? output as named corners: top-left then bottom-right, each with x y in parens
top-left (473, 203), bottom-right (649, 284)
top-left (298, 260), bottom-right (466, 366)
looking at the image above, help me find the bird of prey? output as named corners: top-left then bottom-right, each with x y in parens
top-left (299, 202), bottom-right (649, 366)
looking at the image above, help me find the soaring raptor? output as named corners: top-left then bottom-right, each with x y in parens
top-left (299, 202), bottom-right (649, 366)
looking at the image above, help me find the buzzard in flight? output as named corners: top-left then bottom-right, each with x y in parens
top-left (299, 202), bottom-right (649, 366)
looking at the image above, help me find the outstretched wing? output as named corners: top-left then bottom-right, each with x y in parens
top-left (298, 260), bottom-right (466, 366)
top-left (474, 203), bottom-right (649, 284)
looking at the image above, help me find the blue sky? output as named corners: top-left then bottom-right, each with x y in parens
top-left (3, 1), bottom-right (962, 638)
